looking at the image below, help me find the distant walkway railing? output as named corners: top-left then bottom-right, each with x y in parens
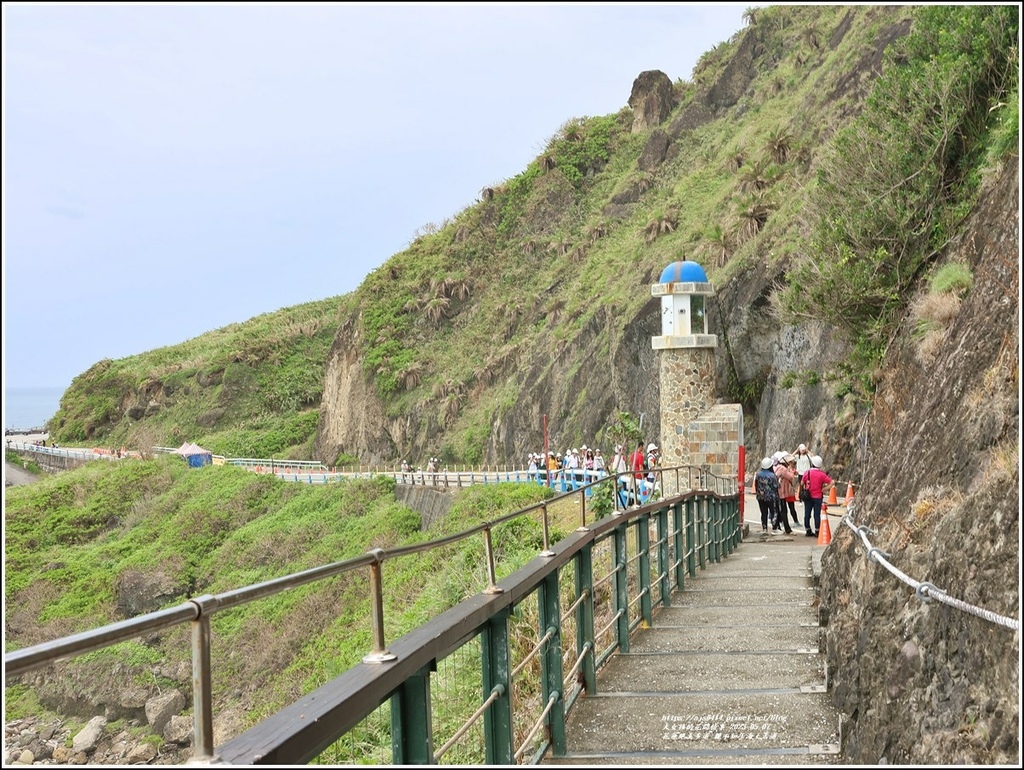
top-left (4, 467), bottom-right (740, 765)
top-left (10, 441), bottom-right (732, 506)
top-left (5, 441), bottom-right (127, 462)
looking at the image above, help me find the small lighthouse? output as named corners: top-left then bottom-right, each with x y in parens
top-left (652, 260), bottom-right (742, 495)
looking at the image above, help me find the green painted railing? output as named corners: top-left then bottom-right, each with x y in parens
top-left (4, 466), bottom-right (739, 765)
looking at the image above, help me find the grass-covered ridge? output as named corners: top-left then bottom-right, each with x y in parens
top-left (48, 295), bottom-right (353, 458)
top-left (44, 4), bottom-right (1018, 468)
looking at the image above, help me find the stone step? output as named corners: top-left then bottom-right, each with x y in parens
top-left (596, 649), bottom-right (825, 692)
top-left (653, 603), bottom-right (818, 626)
top-left (560, 691), bottom-right (841, 759)
top-left (627, 624), bottom-right (820, 654)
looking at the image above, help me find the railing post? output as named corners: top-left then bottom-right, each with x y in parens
top-left (686, 499), bottom-right (696, 578)
top-left (363, 549), bottom-right (397, 663)
top-left (481, 610), bottom-right (513, 765)
top-left (540, 502), bottom-right (555, 557)
top-left (391, 665), bottom-right (434, 764)
top-left (638, 513), bottom-right (653, 626)
top-left (539, 572), bottom-right (567, 756)
top-left (613, 523), bottom-right (630, 653)
top-left (574, 544), bottom-right (597, 695)
top-left (656, 505), bottom-right (670, 607)
top-left (189, 595), bottom-right (217, 762)
top-left (483, 528), bottom-right (504, 595)
top-left (697, 498), bottom-right (706, 571)
top-left (710, 498), bottom-right (719, 563)
top-left (673, 501), bottom-right (685, 592)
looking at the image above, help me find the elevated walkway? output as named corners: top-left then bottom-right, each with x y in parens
top-left (548, 530), bottom-right (842, 765)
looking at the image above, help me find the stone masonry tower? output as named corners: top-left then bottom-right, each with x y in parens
top-left (652, 260), bottom-right (743, 496)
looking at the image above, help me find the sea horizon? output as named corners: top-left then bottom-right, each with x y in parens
top-left (4, 385), bottom-right (66, 431)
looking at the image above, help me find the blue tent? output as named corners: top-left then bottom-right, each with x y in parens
top-left (175, 442), bottom-right (212, 468)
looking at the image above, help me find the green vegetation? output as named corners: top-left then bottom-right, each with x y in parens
top-left (783, 5), bottom-right (1018, 397)
top-left (48, 296), bottom-right (350, 458)
top-left (3, 458), bottom-right (563, 739)
top-left (6, 5), bottom-right (1019, 759)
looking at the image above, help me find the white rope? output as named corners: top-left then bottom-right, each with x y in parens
top-left (842, 508), bottom-right (1019, 631)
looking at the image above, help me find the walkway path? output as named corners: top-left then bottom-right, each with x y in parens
top-left (547, 500), bottom-right (843, 765)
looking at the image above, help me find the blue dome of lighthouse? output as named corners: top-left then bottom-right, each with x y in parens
top-left (659, 260), bottom-right (708, 284)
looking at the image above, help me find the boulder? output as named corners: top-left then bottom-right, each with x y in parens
top-left (71, 715), bottom-right (106, 753)
top-left (145, 689), bottom-right (185, 735)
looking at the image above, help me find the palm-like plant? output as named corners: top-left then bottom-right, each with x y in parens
top-left (707, 224), bottom-right (732, 268)
top-left (644, 211), bottom-right (677, 245)
top-left (424, 296), bottom-right (450, 326)
top-left (803, 25), bottom-right (820, 51)
top-left (399, 361), bottom-right (425, 391)
top-left (766, 129), bottom-right (792, 164)
top-left (739, 196), bottom-right (772, 240)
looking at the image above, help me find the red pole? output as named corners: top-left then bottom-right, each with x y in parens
top-left (738, 443), bottom-right (745, 521)
top-left (543, 414), bottom-right (550, 488)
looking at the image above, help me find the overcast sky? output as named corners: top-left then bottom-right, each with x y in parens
top-left (3, 3), bottom-right (751, 391)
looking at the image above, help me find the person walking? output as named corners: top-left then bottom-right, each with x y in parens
top-left (755, 457), bottom-right (785, 533)
top-left (776, 454), bottom-right (800, 526)
top-left (801, 455), bottom-right (835, 537)
top-left (630, 441), bottom-right (646, 504)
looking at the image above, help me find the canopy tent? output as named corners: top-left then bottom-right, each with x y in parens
top-left (175, 442), bottom-right (213, 468)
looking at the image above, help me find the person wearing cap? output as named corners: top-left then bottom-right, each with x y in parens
top-left (645, 442), bottom-right (659, 489)
top-left (794, 444), bottom-right (812, 484)
top-left (775, 454), bottom-right (800, 527)
top-left (755, 457), bottom-right (787, 533)
top-left (528, 453), bottom-right (538, 482)
top-left (593, 448), bottom-right (605, 473)
top-left (801, 455), bottom-right (835, 537)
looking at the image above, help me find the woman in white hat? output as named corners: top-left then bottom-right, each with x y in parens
top-left (775, 454), bottom-right (800, 526)
top-left (794, 444), bottom-right (812, 481)
top-left (801, 455), bottom-right (835, 537)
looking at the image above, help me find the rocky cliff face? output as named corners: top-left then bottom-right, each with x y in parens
top-left (818, 162), bottom-right (1019, 764)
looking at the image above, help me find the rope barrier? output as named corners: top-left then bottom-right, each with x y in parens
top-left (842, 508), bottom-right (1019, 631)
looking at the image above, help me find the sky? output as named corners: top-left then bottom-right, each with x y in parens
top-left (3, 2), bottom-right (752, 392)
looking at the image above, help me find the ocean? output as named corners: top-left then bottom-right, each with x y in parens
top-left (4, 386), bottom-right (66, 431)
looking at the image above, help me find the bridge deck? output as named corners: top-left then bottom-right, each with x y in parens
top-left (548, 529), bottom-right (843, 765)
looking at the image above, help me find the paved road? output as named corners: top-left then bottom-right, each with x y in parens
top-left (4, 461), bottom-right (38, 488)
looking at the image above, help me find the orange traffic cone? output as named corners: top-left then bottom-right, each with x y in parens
top-left (844, 481), bottom-right (855, 506)
top-left (817, 503), bottom-right (832, 545)
top-left (827, 485), bottom-right (838, 505)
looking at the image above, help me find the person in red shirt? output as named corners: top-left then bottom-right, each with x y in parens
top-left (629, 441), bottom-right (646, 505)
top-left (801, 455), bottom-right (835, 536)
top-left (630, 441), bottom-right (646, 479)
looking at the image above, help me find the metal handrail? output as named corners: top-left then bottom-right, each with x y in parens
top-left (842, 510), bottom-right (1019, 631)
top-left (5, 465), bottom-right (739, 764)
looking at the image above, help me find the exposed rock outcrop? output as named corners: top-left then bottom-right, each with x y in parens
top-left (819, 162), bottom-right (1019, 764)
top-left (627, 70), bottom-right (675, 133)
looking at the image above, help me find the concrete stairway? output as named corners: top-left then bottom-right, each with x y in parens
top-left (550, 536), bottom-right (843, 765)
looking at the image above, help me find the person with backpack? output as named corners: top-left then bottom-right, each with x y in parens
top-left (755, 456), bottom-right (788, 534)
top-left (645, 442), bottom-right (659, 495)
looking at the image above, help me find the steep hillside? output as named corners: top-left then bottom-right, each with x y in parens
top-left (821, 160), bottom-right (1018, 764)
top-left (10, 4), bottom-right (1020, 763)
